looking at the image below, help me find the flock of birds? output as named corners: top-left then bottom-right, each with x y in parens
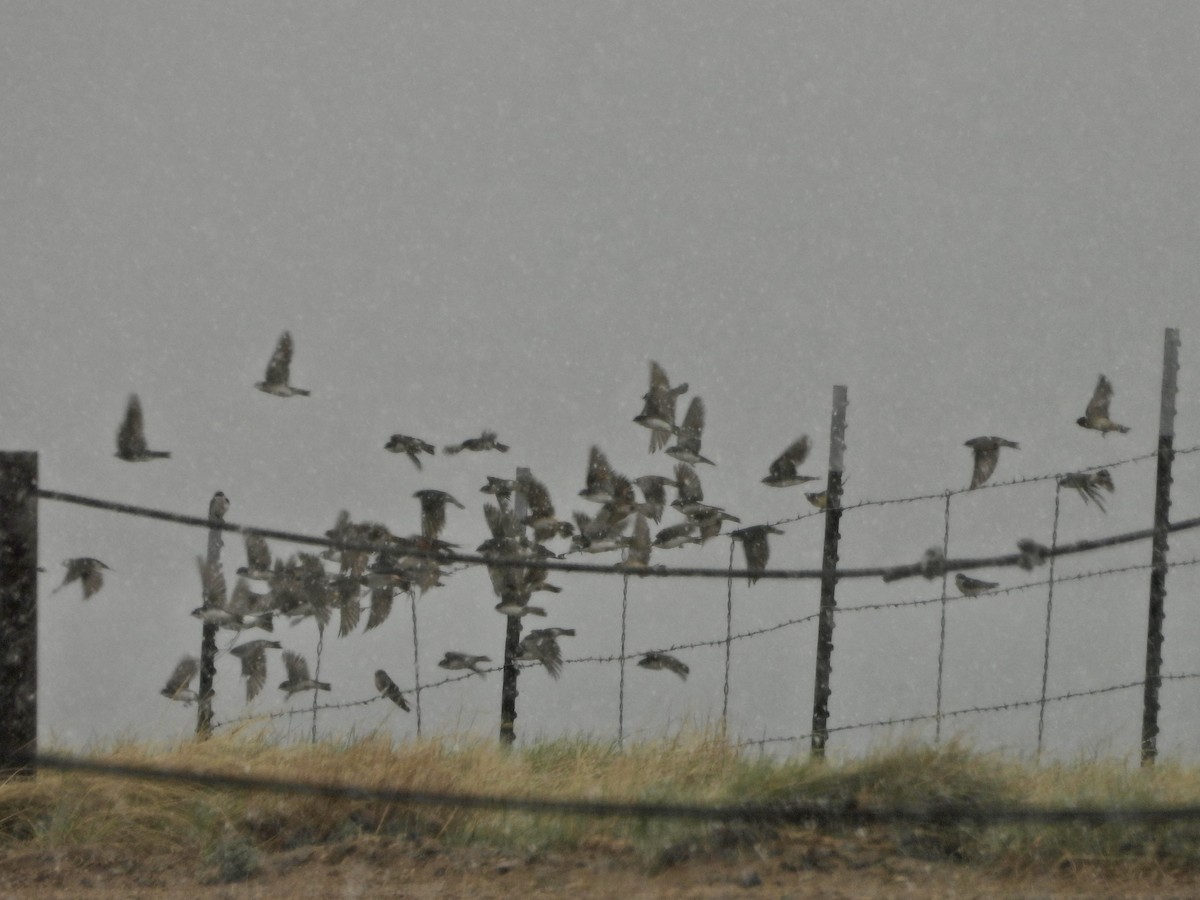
top-left (52, 331), bottom-right (1134, 716)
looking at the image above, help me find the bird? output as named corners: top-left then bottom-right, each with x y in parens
top-left (571, 506), bottom-right (629, 554)
top-left (208, 491), bottom-right (230, 520)
top-left (385, 434), bottom-right (436, 469)
top-left (516, 630), bottom-right (565, 679)
top-left (955, 573), bottom-right (999, 596)
top-left (237, 533), bottom-right (274, 581)
top-left (762, 437), bottom-right (818, 487)
top-left (278, 650), bottom-right (331, 696)
top-left (229, 639), bottom-right (283, 702)
top-left (665, 397), bottom-right (714, 466)
top-left (633, 361), bottom-right (688, 453)
top-left (730, 524), bottom-right (785, 584)
top-left (638, 651), bottom-right (689, 680)
top-left (414, 489), bottom-right (465, 541)
top-left (374, 669), bottom-right (411, 711)
top-left (653, 521), bottom-right (702, 550)
top-left (191, 558), bottom-right (274, 632)
top-left (255, 331), bottom-right (310, 397)
top-left (515, 471), bottom-right (574, 542)
top-left (1077, 375), bottom-right (1130, 436)
top-left (670, 463), bottom-right (706, 517)
top-left (160, 656), bottom-right (199, 704)
top-left (1058, 469), bottom-right (1116, 512)
top-left (633, 475), bottom-right (676, 523)
top-left (622, 513), bottom-right (653, 568)
top-left (494, 594), bottom-right (547, 618)
top-left (438, 651), bottom-right (492, 676)
top-left (579, 446), bottom-right (617, 503)
top-left (444, 430), bottom-right (509, 454)
top-left (52, 557), bottom-right (111, 600)
top-left (920, 547), bottom-right (945, 579)
top-left (964, 436), bottom-right (1020, 489)
top-left (805, 478), bottom-right (847, 510)
top-left (1016, 539), bottom-right (1051, 570)
top-left (480, 476), bottom-right (516, 507)
top-left (115, 394), bottom-right (171, 461)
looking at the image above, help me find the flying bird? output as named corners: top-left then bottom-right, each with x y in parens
top-left (964, 436), bottom-right (1020, 489)
top-left (52, 557), bottom-right (111, 600)
top-left (1016, 539), bottom-right (1051, 570)
top-left (633, 361), bottom-right (688, 453)
top-left (191, 558), bottom-right (273, 632)
top-left (955, 573), bottom-right (999, 596)
top-left (622, 513), bottom-right (653, 568)
top-left (762, 437), bottom-right (818, 487)
top-left (237, 533), bottom-right (274, 581)
top-left (255, 331), bottom-right (310, 397)
top-left (516, 630), bottom-right (566, 679)
top-left (278, 650), bottom-right (331, 696)
top-left (115, 394), bottom-right (171, 461)
top-left (1058, 469), bottom-right (1116, 512)
top-left (638, 651), bottom-right (690, 680)
top-left (1077, 375), bottom-right (1130, 436)
top-left (480, 476), bottom-right (516, 507)
top-left (579, 446), bottom-right (617, 504)
top-left (374, 669), bottom-right (411, 711)
top-left (208, 491), bottom-right (230, 520)
top-left (632, 474), bottom-right (675, 523)
top-left (229, 639), bottom-right (283, 702)
top-left (494, 594), bottom-right (548, 618)
top-left (515, 471), bottom-right (574, 541)
top-left (438, 651), bottom-right (492, 676)
top-left (414, 489), bottom-right (465, 541)
top-left (160, 656), bottom-right (199, 705)
top-left (665, 397), bottom-right (714, 466)
top-left (444, 430), bottom-right (509, 454)
top-left (385, 434), bottom-right (436, 469)
top-left (730, 524), bottom-right (785, 584)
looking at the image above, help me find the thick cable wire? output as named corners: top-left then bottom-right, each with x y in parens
top-left (1036, 482), bottom-right (1063, 756)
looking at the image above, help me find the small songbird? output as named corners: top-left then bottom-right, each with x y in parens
top-left (579, 446), bottom-right (616, 503)
top-left (515, 471), bottom-right (574, 542)
top-left (670, 462), bottom-right (706, 517)
top-left (622, 513), bottom-right (653, 568)
top-left (414, 489), bottom-right (465, 541)
top-left (653, 521), bottom-right (702, 550)
top-left (160, 656), bottom-right (200, 704)
top-left (444, 430), bottom-right (509, 454)
top-left (1017, 539), bottom-right (1051, 570)
top-left (385, 434), bottom-right (436, 469)
top-left (255, 331), bottom-right (310, 397)
top-left (52, 557), bottom-right (111, 600)
top-left (964, 436), bottom-right (1020, 489)
top-left (955, 573), bottom-right (999, 596)
top-left (208, 491), bottom-right (230, 521)
top-left (1077, 375), bottom-right (1130, 436)
top-left (805, 490), bottom-right (828, 509)
top-left (633, 475), bottom-right (675, 523)
top-left (920, 547), bottom-right (945, 580)
top-left (665, 397), bottom-right (714, 466)
top-left (730, 524), bottom-right (785, 585)
top-left (762, 437), bottom-right (818, 487)
top-left (237, 533), bottom-right (274, 581)
top-left (638, 651), bottom-right (689, 680)
top-left (278, 650), bottom-right (331, 696)
top-left (229, 639), bottom-right (283, 702)
top-left (1059, 469), bottom-right (1116, 512)
top-left (374, 669), bottom-right (411, 711)
top-left (438, 651), bottom-right (492, 676)
top-left (115, 394), bottom-right (171, 461)
top-left (494, 594), bottom-right (547, 618)
top-left (191, 558), bottom-right (274, 632)
top-left (633, 361), bottom-right (689, 453)
top-left (480, 476), bottom-right (516, 506)
top-left (516, 630), bottom-right (565, 679)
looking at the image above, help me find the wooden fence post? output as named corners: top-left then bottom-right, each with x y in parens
top-left (196, 493), bottom-right (225, 738)
top-left (0, 452), bottom-right (38, 777)
top-left (499, 468), bottom-right (529, 746)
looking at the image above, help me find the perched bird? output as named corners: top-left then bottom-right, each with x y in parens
top-left (115, 394), bottom-right (171, 461)
top-left (516, 630), bottom-right (565, 679)
top-left (515, 471), bottom-right (574, 542)
top-left (374, 669), bottom-right (411, 711)
top-left (385, 434), bottom-right (436, 469)
top-left (955, 573), bottom-right (999, 596)
top-left (229, 639), bottom-right (283, 702)
top-left (1017, 539), bottom-right (1051, 570)
top-left (805, 478), bottom-right (847, 510)
top-left (730, 524), bottom-right (785, 585)
top-left (666, 397), bottom-right (714, 466)
top-left (255, 331), bottom-right (310, 397)
top-left (414, 489), bottom-right (465, 541)
top-left (762, 437), bottom-right (818, 487)
top-left (237, 533), bottom-right (274, 581)
top-left (160, 656), bottom-right (199, 704)
top-left (278, 650), bottom-right (331, 696)
top-left (633, 361), bottom-right (688, 453)
top-left (444, 430), bottom-right (509, 454)
top-left (52, 557), bottom-right (111, 600)
top-left (638, 651), bottom-right (689, 680)
top-left (1077, 375), bottom-right (1130, 436)
top-left (579, 446), bottom-right (616, 504)
top-left (208, 491), bottom-right (230, 520)
top-left (438, 651), bottom-right (492, 676)
top-left (964, 436), bottom-right (1020, 489)
top-left (1059, 469), bottom-right (1115, 512)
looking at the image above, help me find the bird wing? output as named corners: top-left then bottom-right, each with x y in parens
top-left (586, 446), bottom-right (612, 493)
top-left (518, 473), bottom-right (555, 518)
top-left (164, 656), bottom-right (198, 696)
top-left (196, 557), bottom-right (227, 607)
top-left (970, 446), bottom-right (998, 489)
top-left (283, 650), bottom-right (308, 683)
top-left (678, 397), bottom-right (705, 447)
top-left (245, 533), bottom-right (271, 572)
top-left (674, 463), bottom-right (703, 504)
top-left (117, 394), bottom-right (147, 456)
top-left (264, 331), bottom-right (293, 385)
top-left (648, 361), bottom-right (670, 395)
top-left (1085, 375), bottom-right (1114, 420)
top-left (365, 587), bottom-right (393, 631)
top-left (242, 646), bottom-right (267, 701)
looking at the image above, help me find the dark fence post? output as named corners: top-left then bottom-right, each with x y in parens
top-left (1142, 327), bottom-right (1180, 766)
top-left (499, 468), bottom-right (529, 746)
top-left (811, 386), bottom-right (848, 758)
top-left (0, 452), bottom-right (37, 778)
top-left (196, 493), bottom-right (225, 738)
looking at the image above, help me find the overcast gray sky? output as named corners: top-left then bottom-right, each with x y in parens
top-left (3, 2), bottom-right (1199, 760)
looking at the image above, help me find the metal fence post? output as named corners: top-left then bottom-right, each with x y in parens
top-left (811, 386), bottom-right (848, 758)
top-left (0, 452), bottom-right (38, 778)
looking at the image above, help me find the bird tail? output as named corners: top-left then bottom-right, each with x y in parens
top-left (293, 388), bottom-right (311, 397)
top-left (528, 606), bottom-right (547, 617)
top-left (256, 613), bottom-right (274, 633)
top-left (443, 444), bottom-right (462, 454)
top-left (147, 451), bottom-right (172, 459)
top-left (496, 442), bottom-right (510, 452)
top-left (317, 680), bottom-right (332, 691)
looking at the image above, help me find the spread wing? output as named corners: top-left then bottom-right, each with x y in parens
top-left (1085, 375), bottom-right (1113, 420)
top-left (245, 533), bottom-right (271, 572)
top-left (970, 445), bottom-right (999, 489)
top-left (264, 332), bottom-right (293, 385)
top-left (117, 394), bottom-right (147, 457)
top-left (283, 650), bottom-right (309, 683)
top-left (678, 397), bottom-right (705, 446)
top-left (163, 656), bottom-right (198, 696)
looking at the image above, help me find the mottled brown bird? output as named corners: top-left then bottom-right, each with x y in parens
top-left (1077, 375), bottom-right (1130, 435)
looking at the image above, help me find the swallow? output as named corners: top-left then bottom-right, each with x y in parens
top-left (670, 463), bottom-right (706, 517)
top-left (414, 489), bottom-right (465, 541)
top-left (633, 475), bottom-right (676, 524)
top-left (920, 547), bottom-right (945, 580)
top-left (653, 521), bottom-right (702, 550)
top-left (160, 656), bottom-right (200, 704)
top-left (385, 434), bottom-right (436, 469)
top-left (229, 639), bottom-right (283, 702)
top-left (374, 669), bottom-right (411, 711)
top-left (237, 533), bottom-right (274, 581)
top-left (208, 491), bottom-right (230, 521)
top-left (633, 361), bottom-right (689, 453)
top-left (115, 394), bottom-right (171, 461)
top-left (52, 557), bottom-right (111, 600)
top-left (622, 513), bottom-right (653, 568)
top-left (515, 471), bottom-right (574, 541)
top-left (481, 476), bottom-right (516, 507)
top-left (762, 437), bottom-right (818, 487)
top-left (571, 506), bottom-right (628, 553)
top-left (730, 524), bottom-right (785, 584)
top-left (805, 478), bottom-right (847, 510)
top-left (444, 430), bottom-right (509, 454)
top-left (665, 397), bottom-right (714, 466)
top-left (1017, 539), bottom-right (1051, 570)
top-left (255, 331), bottom-right (310, 397)
top-left (638, 651), bottom-right (689, 680)
top-left (270, 553), bottom-right (331, 628)
top-left (328, 575), bottom-right (364, 637)
top-left (1059, 469), bottom-right (1115, 512)
top-left (529, 626), bottom-right (575, 639)
top-left (955, 573), bottom-right (999, 596)
top-left (516, 630), bottom-right (564, 679)
top-left (579, 446), bottom-right (616, 503)
top-left (1077, 375), bottom-right (1130, 436)
top-left (438, 651), bottom-right (492, 676)
top-left (964, 436), bottom-right (1020, 489)
top-left (193, 558), bottom-right (274, 631)
top-left (495, 593), bottom-right (548, 618)
top-left (278, 650), bottom-right (331, 696)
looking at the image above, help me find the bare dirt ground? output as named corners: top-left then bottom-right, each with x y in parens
top-left (2, 833), bottom-right (1197, 899)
